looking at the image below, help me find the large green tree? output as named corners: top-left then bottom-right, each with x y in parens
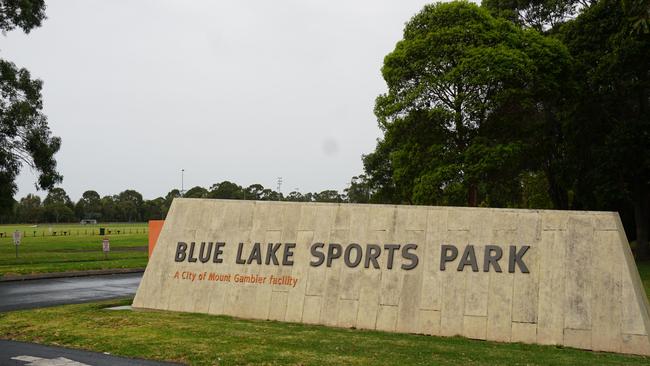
top-left (482, 0), bottom-right (588, 32)
top-left (208, 181), bottom-right (244, 199)
top-left (0, 0), bottom-right (61, 213)
top-left (184, 186), bottom-right (208, 198)
top-left (116, 189), bottom-right (143, 222)
top-left (43, 187), bottom-right (74, 223)
top-left (75, 190), bottom-right (101, 220)
top-left (557, 0), bottom-right (650, 257)
top-left (15, 193), bottom-right (42, 223)
top-left (367, 1), bottom-right (570, 207)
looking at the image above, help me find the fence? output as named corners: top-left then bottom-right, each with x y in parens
top-left (0, 227), bottom-right (149, 239)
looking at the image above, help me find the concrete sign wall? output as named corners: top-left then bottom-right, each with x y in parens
top-left (133, 199), bottom-right (650, 355)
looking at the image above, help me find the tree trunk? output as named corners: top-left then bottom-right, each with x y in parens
top-left (544, 168), bottom-right (569, 209)
top-left (468, 183), bottom-right (478, 207)
top-left (633, 182), bottom-right (650, 260)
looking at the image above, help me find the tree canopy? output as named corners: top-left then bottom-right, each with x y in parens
top-left (367, 1), bottom-right (570, 207)
top-left (362, 0), bottom-right (650, 257)
top-left (0, 0), bottom-right (61, 214)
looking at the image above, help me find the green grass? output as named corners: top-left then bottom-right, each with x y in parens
top-left (0, 298), bottom-right (648, 366)
top-left (0, 223), bottom-right (148, 276)
top-left (638, 261), bottom-right (650, 300)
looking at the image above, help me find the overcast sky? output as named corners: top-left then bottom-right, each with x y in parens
top-left (3, 0), bottom-right (449, 201)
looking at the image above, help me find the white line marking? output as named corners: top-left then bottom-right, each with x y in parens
top-left (11, 355), bottom-right (92, 366)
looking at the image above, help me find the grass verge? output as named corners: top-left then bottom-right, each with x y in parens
top-left (0, 298), bottom-right (649, 366)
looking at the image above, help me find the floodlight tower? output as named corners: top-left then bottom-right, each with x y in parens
top-left (181, 169), bottom-right (185, 197)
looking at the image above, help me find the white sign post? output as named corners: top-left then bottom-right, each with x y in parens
top-left (12, 230), bottom-right (21, 258)
top-left (102, 238), bottom-right (110, 260)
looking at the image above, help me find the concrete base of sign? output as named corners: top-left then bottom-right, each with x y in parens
top-left (133, 199), bottom-right (650, 355)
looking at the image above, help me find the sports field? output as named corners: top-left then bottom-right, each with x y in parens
top-left (0, 223), bottom-right (148, 276)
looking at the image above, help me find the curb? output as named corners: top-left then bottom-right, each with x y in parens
top-left (0, 268), bottom-right (145, 282)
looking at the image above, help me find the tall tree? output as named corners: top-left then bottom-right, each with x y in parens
top-left (369, 1), bottom-right (570, 207)
top-left (184, 186), bottom-right (208, 198)
top-left (558, 0), bottom-right (650, 257)
top-left (43, 187), bottom-right (73, 223)
top-left (482, 0), bottom-right (589, 31)
top-left (208, 181), bottom-right (244, 199)
top-left (16, 193), bottom-right (42, 223)
top-left (142, 197), bottom-right (166, 220)
top-left (244, 184), bottom-right (265, 200)
top-left (0, 0), bottom-right (61, 213)
top-left (312, 190), bottom-right (343, 203)
top-left (75, 190), bottom-right (101, 220)
top-left (345, 175), bottom-right (372, 203)
top-left (116, 189), bottom-right (143, 222)
top-left (100, 195), bottom-right (118, 222)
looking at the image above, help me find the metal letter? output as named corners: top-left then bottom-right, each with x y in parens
top-left (457, 245), bottom-right (479, 272)
top-left (247, 242), bottom-right (262, 264)
top-left (364, 244), bottom-right (381, 269)
top-left (483, 245), bottom-right (502, 272)
top-left (213, 242), bottom-right (225, 263)
top-left (235, 242), bottom-right (246, 264)
top-left (440, 245), bottom-right (458, 271)
top-left (188, 242), bottom-right (198, 263)
top-left (283, 243), bottom-right (296, 266)
top-left (198, 242), bottom-right (213, 263)
top-left (265, 243), bottom-right (281, 265)
top-left (508, 245), bottom-right (530, 273)
top-left (401, 244), bottom-right (419, 270)
top-left (310, 243), bottom-right (325, 267)
top-left (174, 242), bottom-right (187, 262)
top-left (327, 243), bottom-right (342, 267)
top-left (344, 243), bottom-right (363, 268)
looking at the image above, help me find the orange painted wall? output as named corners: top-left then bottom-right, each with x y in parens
top-left (148, 220), bottom-right (165, 257)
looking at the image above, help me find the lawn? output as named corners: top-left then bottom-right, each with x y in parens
top-left (0, 297), bottom-right (648, 366)
top-left (1, 238), bottom-right (649, 365)
top-left (0, 223), bottom-right (148, 277)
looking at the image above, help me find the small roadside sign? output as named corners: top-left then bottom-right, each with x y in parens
top-left (102, 238), bottom-right (110, 259)
top-left (13, 230), bottom-right (21, 258)
top-left (13, 230), bottom-right (21, 245)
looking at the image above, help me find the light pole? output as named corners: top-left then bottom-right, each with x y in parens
top-left (181, 169), bottom-right (185, 197)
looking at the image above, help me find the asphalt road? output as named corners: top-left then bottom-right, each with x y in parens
top-left (0, 340), bottom-right (182, 366)
top-left (0, 273), bottom-right (142, 312)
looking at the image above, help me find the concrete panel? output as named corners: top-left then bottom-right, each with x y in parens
top-left (337, 299), bottom-right (358, 328)
top-left (284, 231), bottom-right (313, 323)
top-left (512, 322), bottom-right (537, 344)
top-left (134, 199), bottom-right (650, 356)
top-left (463, 316), bottom-right (487, 340)
top-left (512, 212), bottom-right (540, 324)
top-left (439, 229), bottom-right (467, 337)
top-left (564, 328), bottom-right (592, 350)
top-left (302, 295), bottom-right (322, 324)
top-left (376, 304), bottom-right (398, 332)
top-left (537, 230), bottom-right (565, 345)
top-left (486, 229), bottom-right (515, 342)
top-left (564, 216), bottom-right (593, 330)
top-left (356, 271), bottom-right (381, 330)
top-left (420, 209), bottom-right (447, 311)
top-left (591, 230), bottom-right (622, 353)
top-left (418, 310), bottom-right (441, 335)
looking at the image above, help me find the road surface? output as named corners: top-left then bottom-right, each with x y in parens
top-left (0, 273), bottom-right (142, 312)
top-left (0, 340), bottom-right (181, 366)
